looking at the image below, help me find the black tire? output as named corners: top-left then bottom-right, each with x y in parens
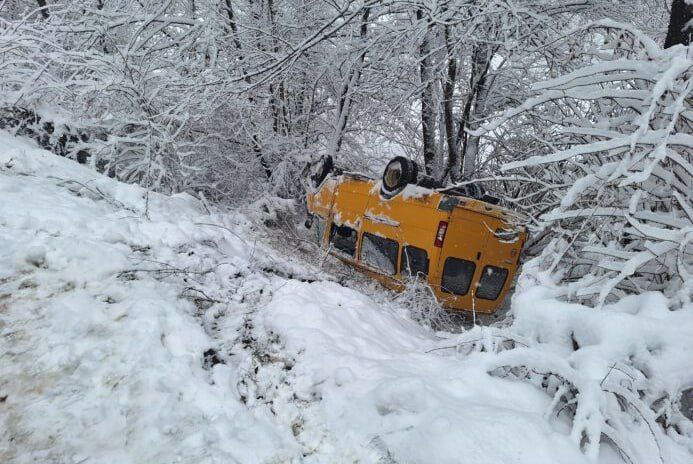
top-left (380, 156), bottom-right (418, 198)
top-left (460, 183), bottom-right (482, 199)
top-left (416, 174), bottom-right (442, 190)
top-left (309, 155), bottom-right (334, 189)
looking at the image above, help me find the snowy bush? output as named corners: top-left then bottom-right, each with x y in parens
top-left (453, 20), bottom-right (693, 463)
top-left (445, 261), bottom-right (693, 463)
top-left (478, 21), bottom-right (692, 306)
top-left (0, 1), bottom-right (315, 199)
top-left (392, 275), bottom-right (456, 330)
top-left (1, 1), bottom-right (673, 203)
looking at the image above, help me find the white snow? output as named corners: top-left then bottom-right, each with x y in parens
top-left (364, 210), bottom-right (400, 227)
top-left (257, 280), bottom-right (592, 463)
top-left (400, 184), bottom-right (432, 200)
top-left (1, 131), bottom-right (691, 463)
top-left (0, 133), bottom-right (295, 463)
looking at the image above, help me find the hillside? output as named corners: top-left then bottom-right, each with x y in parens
top-left (1, 132), bottom-right (691, 463)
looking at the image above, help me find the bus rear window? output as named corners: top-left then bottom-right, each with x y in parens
top-left (361, 232), bottom-right (398, 275)
top-left (441, 257), bottom-right (476, 296)
top-left (401, 246), bottom-right (429, 278)
top-left (476, 266), bottom-right (509, 300)
top-left (330, 223), bottom-right (357, 257)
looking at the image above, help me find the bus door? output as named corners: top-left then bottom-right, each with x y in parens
top-left (436, 209), bottom-right (490, 308)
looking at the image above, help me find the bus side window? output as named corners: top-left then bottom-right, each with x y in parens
top-left (441, 257), bottom-right (476, 295)
top-left (476, 266), bottom-right (509, 300)
top-left (401, 246), bottom-right (429, 278)
top-left (330, 223), bottom-right (357, 257)
top-left (361, 232), bottom-right (398, 275)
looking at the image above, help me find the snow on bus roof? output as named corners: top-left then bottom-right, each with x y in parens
top-left (401, 184), bottom-right (432, 199)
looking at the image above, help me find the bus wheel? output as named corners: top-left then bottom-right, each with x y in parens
top-left (381, 156), bottom-right (417, 198)
top-left (309, 155), bottom-right (334, 189)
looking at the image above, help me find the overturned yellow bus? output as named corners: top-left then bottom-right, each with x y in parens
top-left (305, 156), bottom-right (527, 315)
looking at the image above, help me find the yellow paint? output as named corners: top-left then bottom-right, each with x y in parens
top-left (307, 174), bottom-right (527, 314)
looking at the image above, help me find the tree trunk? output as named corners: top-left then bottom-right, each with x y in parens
top-left (36, 0), bottom-right (49, 18)
top-left (267, 0), bottom-right (284, 136)
top-left (417, 9), bottom-right (436, 177)
top-left (664, 0), bottom-right (693, 48)
top-left (458, 43), bottom-right (493, 179)
top-left (332, 7), bottom-right (370, 155)
top-left (223, 0), bottom-right (249, 83)
top-left (443, 22), bottom-right (459, 182)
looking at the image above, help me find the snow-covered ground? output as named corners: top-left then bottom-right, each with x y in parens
top-left (1, 132), bottom-right (691, 463)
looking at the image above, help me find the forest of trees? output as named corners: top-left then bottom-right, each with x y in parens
top-left (0, 0), bottom-right (691, 306)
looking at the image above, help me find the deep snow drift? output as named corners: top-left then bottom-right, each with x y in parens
top-left (1, 132), bottom-right (691, 463)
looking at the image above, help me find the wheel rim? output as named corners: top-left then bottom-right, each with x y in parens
top-left (383, 161), bottom-right (402, 190)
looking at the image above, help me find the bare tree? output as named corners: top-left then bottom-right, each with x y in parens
top-left (477, 21), bottom-right (692, 305)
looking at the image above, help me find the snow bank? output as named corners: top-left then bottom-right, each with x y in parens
top-left (256, 280), bottom-right (604, 463)
top-left (0, 132), bottom-right (295, 463)
top-left (465, 261), bottom-right (693, 464)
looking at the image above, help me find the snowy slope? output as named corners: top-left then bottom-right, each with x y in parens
top-left (0, 133), bottom-right (298, 463)
top-left (1, 132), bottom-right (691, 464)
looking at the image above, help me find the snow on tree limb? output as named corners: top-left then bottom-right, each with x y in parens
top-left (473, 20), bottom-right (692, 305)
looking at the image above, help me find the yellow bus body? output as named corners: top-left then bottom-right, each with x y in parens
top-left (306, 174), bottom-right (526, 314)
